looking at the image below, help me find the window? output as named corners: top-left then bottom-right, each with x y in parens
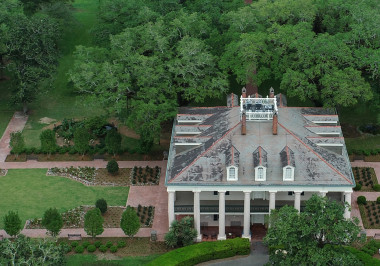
top-left (213, 191), bottom-right (218, 195)
top-left (213, 214), bottom-right (219, 221)
top-left (288, 191), bottom-right (293, 196)
top-left (229, 167), bottom-right (236, 179)
top-left (226, 191), bottom-right (230, 195)
top-left (285, 167), bottom-right (292, 179)
top-left (255, 166), bottom-right (266, 181)
top-left (283, 166), bottom-right (294, 181)
top-left (227, 166), bottom-right (238, 181)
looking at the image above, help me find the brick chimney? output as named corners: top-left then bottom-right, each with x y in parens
top-left (272, 114), bottom-right (278, 135)
top-left (269, 87), bottom-right (275, 98)
top-left (242, 112), bottom-right (247, 135)
top-left (242, 87), bottom-right (247, 98)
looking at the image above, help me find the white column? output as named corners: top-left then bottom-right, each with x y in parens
top-left (294, 191), bottom-right (301, 212)
top-left (344, 192), bottom-right (352, 219)
top-left (193, 190), bottom-right (202, 241)
top-left (319, 191), bottom-right (327, 197)
top-left (218, 191), bottom-right (226, 240)
top-left (269, 191), bottom-right (276, 212)
top-left (242, 191), bottom-right (251, 240)
top-left (168, 191), bottom-right (175, 227)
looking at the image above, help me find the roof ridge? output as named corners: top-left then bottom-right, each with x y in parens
top-left (168, 121), bottom-right (242, 183)
top-left (278, 122), bottom-right (353, 185)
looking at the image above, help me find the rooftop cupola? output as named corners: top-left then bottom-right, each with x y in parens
top-left (240, 87), bottom-right (278, 121)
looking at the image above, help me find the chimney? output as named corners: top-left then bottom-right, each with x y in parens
top-left (242, 87), bottom-right (247, 98)
top-left (242, 112), bottom-right (247, 135)
top-left (269, 87), bottom-right (275, 98)
top-left (272, 114), bottom-right (278, 135)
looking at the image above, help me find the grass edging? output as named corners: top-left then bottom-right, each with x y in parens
top-left (359, 204), bottom-right (370, 229)
top-left (148, 238), bottom-right (250, 266)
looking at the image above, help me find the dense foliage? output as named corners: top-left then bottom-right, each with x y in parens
top-left (149, 238), bottom-right (250, 266)
top-left (165, 216), bottom-right (197, 248)
top-left (3, 211), bottom-right (22, 237)
top-left (42, 207), bottom-right (63, 237)
top-left (264, 194), bottom-right (361, 265)
top-left (106, 159), bottom-right (119, 175)
top-left (9, 131), bottom-right (25, 157)
top-left (105, 130), bottom-right (122, 156)
top-left (84, 208), bottom-right (104, 238)
top-left (120, 206), bottom-right (140, 237)
top-left (95, 198), bottom-right (108, 214)
top-left (40, 129), bottom-right (57, 155)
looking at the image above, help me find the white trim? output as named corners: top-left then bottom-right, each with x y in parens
top-left (174, 143), bottom-right (202, 146)
top-left (167, 186), bottom-right (353, 193)
top-left (177, 120), bottom-right (202, 124)
top-left (176, 132), bottom-right (202, 135)
top-left (312, 121), bottom-right (338, 125)
top-left (316, 143), bottom-right (343, 147)
top-left (315, 132), bottom-right (340, 136)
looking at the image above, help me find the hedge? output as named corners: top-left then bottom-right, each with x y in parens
top-left (345, 246), bottom-right (380, 266)
top-left (148, 238), bottom-right (250, 266)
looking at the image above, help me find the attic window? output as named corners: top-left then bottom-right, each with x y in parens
top-left (255, 166), bottom-right (266, 181)
top-left (283, 166), bottom-right (294, 181)
top-left (227, 166), bottom-right (238, 181)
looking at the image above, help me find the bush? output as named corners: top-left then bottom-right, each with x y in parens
top-left (357, 196), bottom-right (367, 205)
top-left (94, 241), bottom-right (102, 248)
top-left (377, 197), bottom-right (380, 204)
top-left (105, 130), bottom-right (122, 156)
top-left (95, 198), bottom-right (108, 214)
top-left (148, 238), bottom-right (250, 266)
top-left (107, 160), bottom-right (119, 175)
top-left (82, 241), bottom-right (90, 248)
top-left (353, 184), bottom-right (362, 191)
top-left (345, 246), bottom-right (380, 266)
top-left (110, 245), bottom-right (118, 253)
top-left (374, 184), bottom-right (380, 192)
top-left (40, 129), bottom-right (57, 155)
top-left (120, 206), bottom-right (140, 237)
top-left (87, 244), bottom-right (96, 253)
top-left (75, 245), bottom-right (84, 254)
top-left (106, 241), bottom-right (113, 248)
top-left (3, 211), bottom-right (22, 237)
top-left (42, 208), bottom-right (63, 237)
top-left (99, 245), bottom-right (108, 253)
top-left (165, 216), bottom-right (197, 248)
top-left (117, 240), bottom-right (126, 248)
top-left (59, 242), bottom-right (72, 253)
top-left (10, 131), bottom-right (25, 156)
top-left (71, 241), bottom-right (79, 248)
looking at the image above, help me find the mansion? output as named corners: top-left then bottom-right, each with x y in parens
top-left (165, 88), bottom-right (355, 241)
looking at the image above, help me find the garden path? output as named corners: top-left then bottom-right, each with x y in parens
top-left (351, 160), bottom-right (380, 237)
top-left (0, 112), bottom-right (28, 162)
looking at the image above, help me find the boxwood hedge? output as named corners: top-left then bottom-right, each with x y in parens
top-left (148, 238), bottom-right (250, 266)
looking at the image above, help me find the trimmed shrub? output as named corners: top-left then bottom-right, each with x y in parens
top-left (357, 196), bottom-right (367, 205)
top-left (346, 246), bottom-right (380, 266)
top-left (377, 197), bottom-right (380, 204)
top-left (106, 241), bottom-right (113, 248)
top-left (353, 184), bottom-right (362, 191)
top-left (107, 160), bottom-right (119, 175)
top-left (59, 242), bottom-right (72, 253)
top-left (75, 245), bottom-right (84, 254)
top-left (95, 198), bottom-right (108, 214)
top-left (148, 238), bottom-right (250, 266)
top-left (94, 241), bottom-right (102, 248)
top-left (99, 245), bottom-right (107, 253)
top-left (82, 241), bottom-right (90, 248)
top-left (374, 184), bottom-right (380, 192)
top-left (110, 245), bottom-right (118, 253)
top-left (71, 241), bottom-right (79, 248)
top-left (87, 244), bottom-right (96, 253)
top-left (117, 240), bottom-right (126, 248)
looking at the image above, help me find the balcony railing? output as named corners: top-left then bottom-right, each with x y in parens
top-left (175, 205), bottom-right (305, 213)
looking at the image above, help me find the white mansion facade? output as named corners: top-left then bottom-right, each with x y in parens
top-left (165, 88), bottom-right (355, 241)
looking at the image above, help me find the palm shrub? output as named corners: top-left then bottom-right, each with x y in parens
top-left (165, 216), bottom-right (197, 248)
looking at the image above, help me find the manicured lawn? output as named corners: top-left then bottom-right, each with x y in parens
top-left (66, 254), bottom-right (160, 266)
top-left (0, 169), bottom-right (129, 228)
top-left (346, 135), bottom-right (380, 151)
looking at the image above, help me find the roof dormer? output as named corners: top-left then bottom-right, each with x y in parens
top-left (280, 146), bottom-right (295, 181)
top-left (226, 144), bottom-right (240, 181)
top-left (253, 146), bottom-right (268, 181)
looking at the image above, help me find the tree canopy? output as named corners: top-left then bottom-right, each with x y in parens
top-left (264, 194), bottom-right (361, 265)
top-left (3, 211), bottom-right (22, 237)
top-left (120, 206), bottom-right (140, 237)
top-left (84, 208), bottom-right (104, 238)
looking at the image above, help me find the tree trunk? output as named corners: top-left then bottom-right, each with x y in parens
top-left (23, 102), bottom-right (28, 114)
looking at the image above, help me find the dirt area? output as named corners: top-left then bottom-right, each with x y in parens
top-left (94, 168), bottom-right (131, 186)
top-left (39, 117), bottom-right (56, 124)
top-left (341, 123), bottom-right (361, 138)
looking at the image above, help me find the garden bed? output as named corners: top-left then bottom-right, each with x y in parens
top-left (47, 167), bottom-right (131, 186)
top-left (130, 166), bottom-right (161, 186)
top-left (135, 205), bottom-right (155, 227)
top-left (359, 202), bottom-right (380, 229)
top-left (353, 167), bottom-right (378, 191)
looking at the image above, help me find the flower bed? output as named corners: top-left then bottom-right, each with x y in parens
top-left (130, 166), bottom-right (161, 185)
top-left (353, 167), bottom-right (378, 191)
top-left (359, 201), bottom-right (380, 229)
top-left (135, 205), bottom-right (155, 228)
top-left (48, 166), bottom-right (97, 185)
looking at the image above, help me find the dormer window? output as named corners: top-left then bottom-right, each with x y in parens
top-left (255, 166), bottom-right (267, 181)
top-left (227, 166), bottom-right (238, 181)
top-left (283, 166), bottom-right (295, 181)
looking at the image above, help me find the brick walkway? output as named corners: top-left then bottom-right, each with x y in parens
top-left (0, 112), bottom-right (28, 162)
top-left (351, 160), bottom-right (380, 237)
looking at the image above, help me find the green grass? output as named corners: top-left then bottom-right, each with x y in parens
top-left (346, 135), bottom-right (380, 150)
top-left (0, 169), bottom-right (129, 228)
top-left (66, 254), bottom-right (160, 266)
top-left (21, 0), bottom-right (104, 147)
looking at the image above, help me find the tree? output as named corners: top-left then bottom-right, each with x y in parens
top-left (95, 198), bottom-right (108, 214)
top-left (164, 216), bottom-right (197, 248)
top-left (105, 130), bottom-right (122, 156)
top-left (74, 127), bottom-right (91, 156)
top-left (106, 160), bottom-right (119, 175)
top-left (120, 206), bottom-right (140, 237)
top-left (9, 131), bottom-right (25, 158)
top-left (0, 234), bottom-right (65, 265)
top-left (3, 211), bottom-right (22, 237)
top-left (40, 129), bottom-right (57, 156)
top-left (42, 208), bottom-right (63, 237)
top-left (84, 208), bottom-right (104, 238)
top-left (264, 194), bottom-right (361, 265)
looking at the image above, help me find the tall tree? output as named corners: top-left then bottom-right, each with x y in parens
top-left (84, 208), bottom-right (104, 238)
top-left (264, 194), bottom-right (361, 265)
top-left (120, 206), bottom-right (140, 238)
top-left (9, 131), bottom-right (25, 158)
top-left (105, 130), bottom-right (122, 156)
top-left (42, 208), bottom-right (63, 237)
top-left (3, 211), bottom-right (22, 237)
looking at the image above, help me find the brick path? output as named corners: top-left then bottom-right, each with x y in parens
top-left (351, 161), bottom-right (380, 237)
top-left (0, 112), bottom-right (28, 162)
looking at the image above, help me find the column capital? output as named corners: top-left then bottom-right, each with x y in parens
top-left (269, 191), bottom-right (277, 194)
top-left (294, 191), bottom-right (302, 194)
top-left (344, 191), bottom-right (352, 195)
top-left (167, 189), bottom-right (176, 193)
top-left (243, 190), bottom-right (251, 194)
top-left (218, 190), bottom-right (227, 194)
top-left (192, 189), bottom-right (201, 193)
